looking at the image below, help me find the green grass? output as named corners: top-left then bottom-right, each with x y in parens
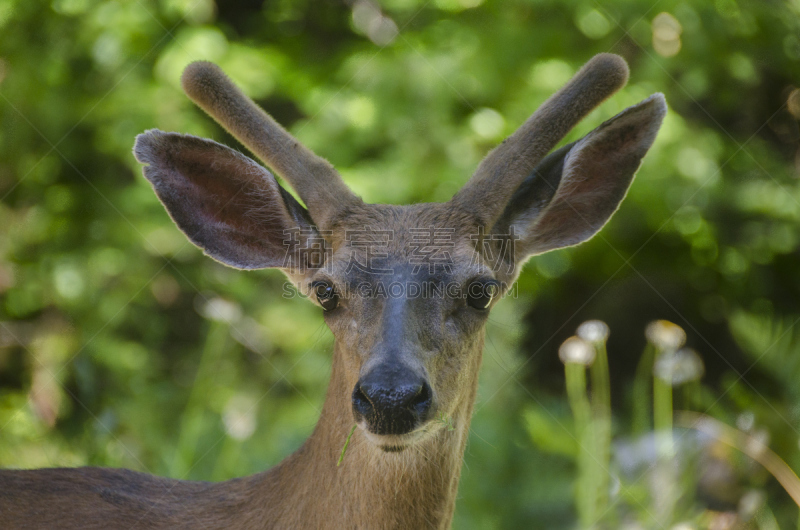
top-left (337, 424), bottom-right (358, 467)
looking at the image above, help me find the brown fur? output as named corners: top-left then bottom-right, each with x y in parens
top-left (494, 93), bottom-right (666, 269)
top-left (0, 337), bottom-right (481, 529)
top-left (453, 53), bottom-right (630, 228)
top-left (180, 62), bottom-right (361, 230)
top-left (0, 54), bottom-right (666, 529)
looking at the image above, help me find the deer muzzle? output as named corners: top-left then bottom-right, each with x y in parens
top-left (352, 363), bottom-right (433, 437)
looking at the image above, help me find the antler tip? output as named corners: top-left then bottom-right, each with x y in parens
top-left (583, 53), bottom-right (630, 92)
top-left (181, 61), bottom-right (227, 102)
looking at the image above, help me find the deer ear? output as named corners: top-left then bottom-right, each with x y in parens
top-left (133, 130), bottom-right (325, 277)
top-left (493, 93), bottom-right (666, 268)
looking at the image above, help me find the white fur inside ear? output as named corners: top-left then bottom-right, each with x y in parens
top-left (553, 92), bottom-right (667, 214)
top-left (585, 93), bottom-right (666, 150)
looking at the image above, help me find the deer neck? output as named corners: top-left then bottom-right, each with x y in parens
top-left (248, 337), bottom-right (484, 529)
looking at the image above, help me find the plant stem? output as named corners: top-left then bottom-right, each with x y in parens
top-left (653, 373), bottom-right (673, 457)
top-left (652, 347), bottom-right (675, 525)
top-left (590, 339), bottom-right (612, 517)
top-left (632, 343), bottom-right (655, 434)
top-left (565, 362), bottom-right (594, 527)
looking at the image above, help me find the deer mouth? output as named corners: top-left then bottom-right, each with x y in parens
top-left (359, 423), bottom-right (429, 451)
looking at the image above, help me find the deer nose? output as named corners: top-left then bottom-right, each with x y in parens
top-left (352, 368), bottom-right (432, 435)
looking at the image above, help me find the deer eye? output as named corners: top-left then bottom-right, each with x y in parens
top-left (466, 280), bottom-right (499, 310)
top-left (311, 280), bottom-right (339, 311)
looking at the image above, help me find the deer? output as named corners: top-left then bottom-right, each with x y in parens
top-left (0, 53), bottom-right (665, 529)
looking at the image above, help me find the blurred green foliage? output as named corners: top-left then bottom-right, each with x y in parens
top-left (1, 0), bottom-right (799, 528)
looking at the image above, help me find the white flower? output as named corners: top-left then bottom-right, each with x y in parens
top-left (576, 320), bottom-right (610, 343)
top-left (558, 336), bottom-right (596, 366)
top-left (645, 320), bottom-right (686, 351)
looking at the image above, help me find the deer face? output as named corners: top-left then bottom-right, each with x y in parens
top-left (304, 203), bottom-right (497, 449)
top-left (134, 54), bottom-right (665, 452)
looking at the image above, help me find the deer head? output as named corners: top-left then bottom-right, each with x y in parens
top-left (133, 54), bottom-right (665, 454)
